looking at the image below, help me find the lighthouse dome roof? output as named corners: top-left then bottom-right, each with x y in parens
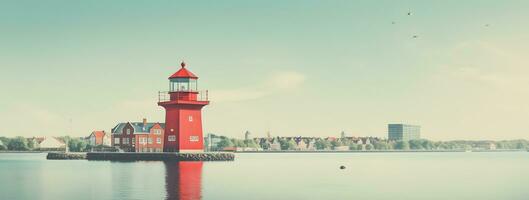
top-left (169, 62), bottom-right (198, 79)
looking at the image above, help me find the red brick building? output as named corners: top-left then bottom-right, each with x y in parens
top-left (111, 118), bottom-right (165, 152)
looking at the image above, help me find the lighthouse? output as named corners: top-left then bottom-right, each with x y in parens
top-left (158, 62), bottom-right (209, 152)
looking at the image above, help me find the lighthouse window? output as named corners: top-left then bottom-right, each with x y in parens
top-left (171, 78), bottom-right (197, 92)
top-left (188, 116), bottom-right (193, 122)
top-left (168, 135), bottom-right (176, 141)
top-left (190, 136), bottom-right (199, 142)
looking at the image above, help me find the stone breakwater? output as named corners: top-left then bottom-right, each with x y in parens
top-left (47, 152), bottom-right (87, 160)
top-left (46, 152), bottom-right (235, 161)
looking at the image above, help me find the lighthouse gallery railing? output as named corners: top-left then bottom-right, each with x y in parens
top-left (158, 90), bottom-right (209, 102)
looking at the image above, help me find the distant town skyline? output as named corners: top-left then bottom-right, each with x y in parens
top-left (1, 1), bottom-right (529, 140)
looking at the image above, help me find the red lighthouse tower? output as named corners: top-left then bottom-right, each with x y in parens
top-left (158, 62), bottom-right (209, 152)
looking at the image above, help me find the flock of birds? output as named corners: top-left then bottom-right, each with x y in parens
top-left (389, 10), bottom-right (490, 40)
top-left (389, 11), bottom-right (419, 39)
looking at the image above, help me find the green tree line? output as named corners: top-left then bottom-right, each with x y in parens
top-left (0, 136), bottom-right (91, 152)
top-left (208, 135), bottom-right (529, 151)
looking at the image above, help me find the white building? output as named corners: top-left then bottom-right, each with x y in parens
top-left (38, 137), bottom-right (66, 151)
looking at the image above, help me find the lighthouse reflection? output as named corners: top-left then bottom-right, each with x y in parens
top-left (164, 161), bottom-right (203, 200)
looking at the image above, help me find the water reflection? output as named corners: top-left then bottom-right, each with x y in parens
top-left (164, 161), bottom-right (203, 200)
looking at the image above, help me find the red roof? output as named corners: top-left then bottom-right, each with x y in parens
top-left (169, 62), bottom-right (198, 79)
top-left (92, 131), bottom-right (106, 138)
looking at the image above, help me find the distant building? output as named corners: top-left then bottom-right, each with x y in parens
top-left (87, 131), bottom-right (111, 146)
top-left (244, 131), bottom-right (252, 140)
top-left (340, 131), bottom-right (346, 138)
top-left (388, 124), bottom-right (421, 141)
top-left (38, 137), bottom-right (66, 151)
top-left (205, 133), bottom-right (222, 151)
top-left (269, 137), bottom-right (281, 151)
top-left (294, 137), bottom-right (307, 151)
top-left (475, 142), bottom-right (496, 150)
top-left (111, 118), bottom-right (165, 152)
top-left (307, 138), bottom-right (316, 151)
top-left (334, 146), bottom-right (349, 151)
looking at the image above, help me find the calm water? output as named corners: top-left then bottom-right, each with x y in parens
top-left (1, 152), bottom-right (529, 200)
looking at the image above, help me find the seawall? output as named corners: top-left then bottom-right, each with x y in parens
top-left (46, 152), bottom-right (235, 161)
top-left (47, 152), bottom-right (87, 160)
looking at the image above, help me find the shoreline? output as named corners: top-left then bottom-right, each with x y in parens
top-left (231, 149), bottom-right (527, 153)
top-left (1, 149), bottom-right (526, 154)
top-left (46, 152), bottom-right (235, 161)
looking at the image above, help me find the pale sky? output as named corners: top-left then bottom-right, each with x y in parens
top-left (1, 1), bottom-right (529, 140)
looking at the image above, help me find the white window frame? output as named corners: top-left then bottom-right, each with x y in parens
top-left (148, 138), bottom-right (153, 144)
top-left (168, 135), bottom-right (176, 141)
top-left (156, 137), bottom-right (162, 144)
top-left (126, 129), bottom-right (131, 135)
top-left (114, 138), bottom-right (120, 144)
top-left (154, 129), bottom-right (162, 135)
top-left (188, 116), bottom-right (193, 122)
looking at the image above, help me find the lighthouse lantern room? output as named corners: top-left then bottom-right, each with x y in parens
top-left (158, 62), bottom-right (209, 152)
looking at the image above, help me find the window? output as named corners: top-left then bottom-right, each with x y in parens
top-left (189, 135), bottom-right (199, 142)
top-left (154, 129), bottom-right (162, 135)
top-left (148, 138), bottom-right (153, 144)
top-left (168, 135), bottom-right (176, 141)
top-left (188, 116), bottom-right (193, 122)
top-left (139, 137), bottom-right (146, 144)
top-left (132, 138), bottom-right (135, 144)
top-left (156, 137), bottom-right (162, 144)
top-left (126, 129), bottom-right (131, 135)
top-left (123, 138), bottom-right (129, 144)
top-left (114, 138), bottom-right (120, 144)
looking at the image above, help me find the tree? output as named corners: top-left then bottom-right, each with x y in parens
top-left (216, 138), bottom-right (234, 150)
top-left (349, 143), bottom-right (361, 150)
top-left (421, 140), bottom-right (435, 150)
top-left (373, 141), bottom-right (390, 150)
top-left (394, 141), bottom-right (409, 150)
top-left (0, 137), bottom-right (10, 147)
top-left (365, 144), bottom-right (374, 150)
top-left (315, 139), bottom-right (331, 150)
top-left (244, 139), bottom-right (260, 149)
top-left (231, 139), bottom-right (246, 148)
top-left (261, 142), bottom-right (270, 150)
top-left (409, 140), bottom-right (424, 150)
top-left (66, 138), bottom-right (89, 152)
top-left (279, 139), bottom-right (297, 150)
top-left (8, 136), bottom-right (29, 151)
top-left (27, 139), bottom-right (37, 150)
top-left (287, 139), bottom-right (297, 150)
top-left (330, 140), bottom-right (343, 148)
